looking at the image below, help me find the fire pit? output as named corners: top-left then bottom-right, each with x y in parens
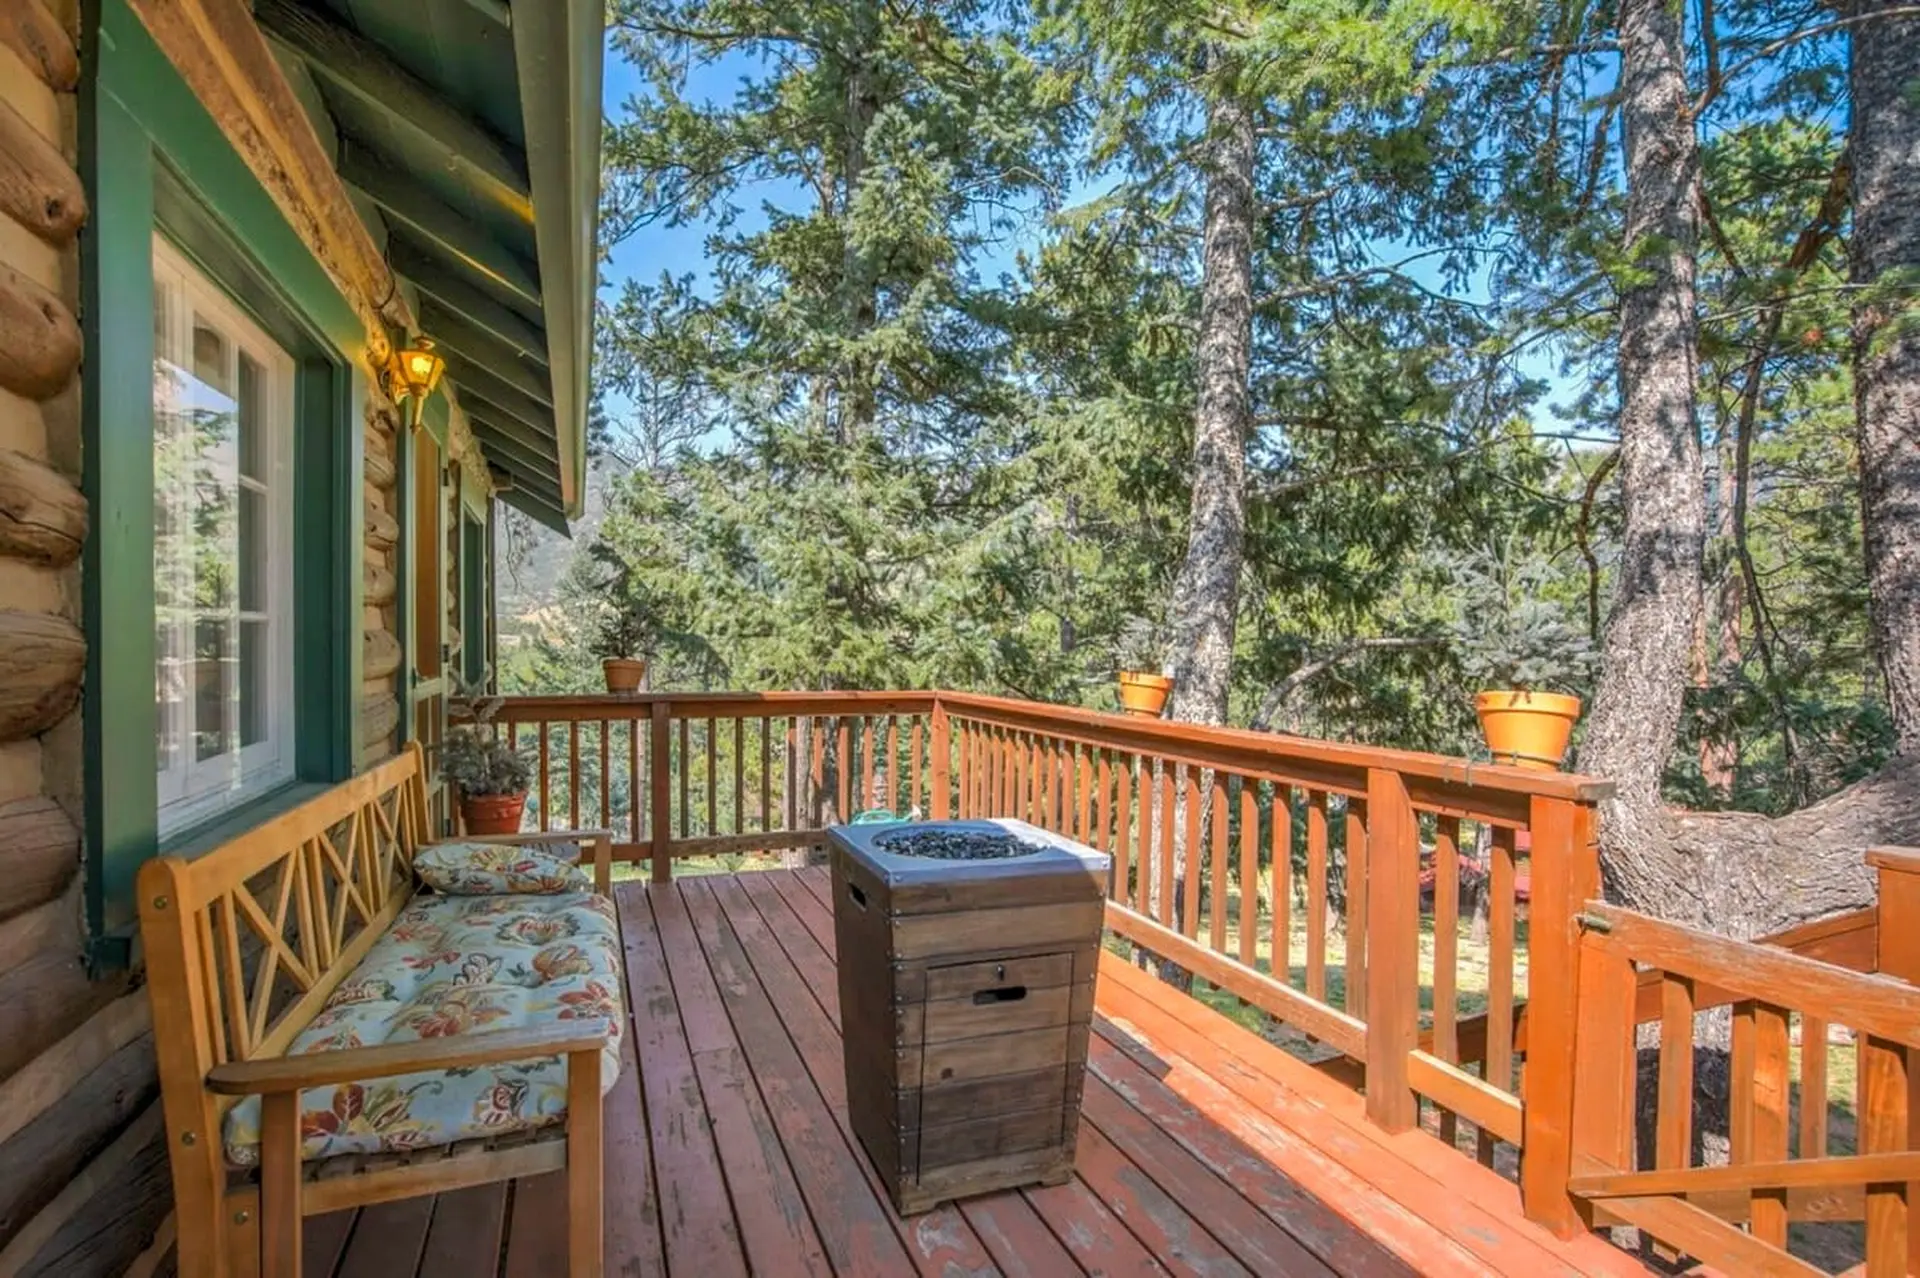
top-left (829, 818), bottom-right (1110, 1215)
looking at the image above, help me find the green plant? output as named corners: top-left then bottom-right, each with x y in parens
top-left (441, 728), bottom-right (532, 798)
top-left (1446, 544), bottom-right (1597, 694)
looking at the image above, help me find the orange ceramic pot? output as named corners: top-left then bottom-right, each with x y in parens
top-left (1474, 691), bottom-right (1582, 771)
top-left (461, 791), bottom-right (528, 835)
top-left (603, 657), bottom-right (648, 694)
top-left (1117, 671), bottom-right (1174, 718)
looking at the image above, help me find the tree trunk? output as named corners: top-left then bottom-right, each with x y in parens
top-left (1850, 0), bottom-right (1920, 755)
top-left (1574, 0), bottom-right (1706, 919)
top-left (1165, 82), bottom-right (1254, 730)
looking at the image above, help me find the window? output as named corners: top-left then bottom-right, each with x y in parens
top-left (152, 235), bottom-right (297, 834)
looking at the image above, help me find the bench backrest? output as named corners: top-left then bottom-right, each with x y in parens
top-left (138, 745), bottom-right (431, 1260)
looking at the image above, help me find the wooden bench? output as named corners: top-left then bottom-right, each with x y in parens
top-left (137, 745), bottom-right (617, 1278)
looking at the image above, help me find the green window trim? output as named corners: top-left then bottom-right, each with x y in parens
top-left (79, 0), bottom-right (366, 953)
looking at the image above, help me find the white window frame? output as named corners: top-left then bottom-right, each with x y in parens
top-left (153, 234), bottom-right (297, 836)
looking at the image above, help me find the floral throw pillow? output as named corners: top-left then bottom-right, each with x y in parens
top-left (414, 842), bottom-right (591, 895)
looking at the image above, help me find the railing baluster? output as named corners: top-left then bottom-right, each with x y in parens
top-left (538, 720), bottom-right (551, 832)
top-left (1094, 749), bottom-right (1111, 854)
top-left (705, 717), bottom-right (718, 836)
top-left (761, 716), bottom-right (772, 833)
top-left (1208, 770), bottom-right (1228, 953)
top-left (1363, 766), bottom-right (1418, 1131)
top-left (1182, 765), bottom-right (1201, 938)
top-left (887, 717), bottom-right (900, 812)
top-left (1306, 790), bottom-right (1328, 1001)
top-left (836, 716), bottom-right (852, 820)
top-left (1799, 1014), bottom-right (1829, 1157)
top-left (861, 717), bottom-right (876, 812)
top-left (784, 717), bottom-right (798, 832)
top-left (810, 718), bottom-right (826, 827)
top-left (1432, 814), bottom-right (1461, 1147)
top-left (599, 719), bottom-right (610, 829)
top-left (1111, 753), bottom-right (1130, 904)
top-left (909, 717), bottom-right (923, 815)
top-left (1483, 824), bottom-right (1517, 1164)
top-left (1128, 756), bottom-right (1144, 917)
top-left (1272, 788), bottom-right (1292, 992)
top-left (678, 718), bottom-right (690, 839)
top-left (1158, 763), bottom-right (1176, 930)
top-left (629, 717), bottom-right (642, 846)
top-left (1731, 999), bottom-right (1790, 1247)
top-left (733, 717), bottom-right (744, 835)
top-left (649, 703), bottom-right (671, 883)
top-left (1238, 777), bottom-right (1258, 969)
top-left (568, 721), bottom-right (580, 830)
top-left (1345, 796), bottom-right (1369, 1019)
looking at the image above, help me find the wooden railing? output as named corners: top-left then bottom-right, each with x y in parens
top-left (1562, 850), bottom-right (1920, 1274)
top-left (469, 689), bottom-right (1614, 1229)
top-left (473, 692), bottom-right (940, 872)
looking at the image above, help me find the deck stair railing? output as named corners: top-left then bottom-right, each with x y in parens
top-left (466, 689), bottom-right (1920, 1265)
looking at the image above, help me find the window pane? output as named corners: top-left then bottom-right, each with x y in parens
top-left (157, 622), bottom-right (181, 774)
top-left (193, 477), bottom-right (235, 612)
top-left (240, 619), bottom-right (267, 747)
top-left (239, 487), bottom-right (263, 613)
top-left (193, 617), bottom-right (231, 764)
top-left (238, 352), bottom-right (263, 481)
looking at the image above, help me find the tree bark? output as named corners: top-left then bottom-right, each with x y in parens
top-left (1165, 83), bottom-right (1255, 729)
top-left (1849, 0), bottom-right (1920, 755)
top-left (1575, 0), bottom-right (1706, 917)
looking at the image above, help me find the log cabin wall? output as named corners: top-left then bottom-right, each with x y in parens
top-left (0, 5), bottom-right (166, 1276)
top-left (362, 387), bottom-right (402, 765)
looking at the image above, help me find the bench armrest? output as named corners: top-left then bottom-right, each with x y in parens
top-left (205, 1019), bottom-right (616, 1096)
top-left (447, 828), bottom-right (616, 894)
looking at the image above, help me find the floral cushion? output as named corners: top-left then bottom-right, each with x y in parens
top-left (221, 891), bottom-right (624, 1166)
top-left (414, 841), bottom-right (591, 895)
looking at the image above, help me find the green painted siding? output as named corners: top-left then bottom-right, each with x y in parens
top-left (78, 0), bottom-right (364, 944)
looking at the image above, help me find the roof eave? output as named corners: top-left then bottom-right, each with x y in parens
top-left (511, 0), bottom-right (602, 522)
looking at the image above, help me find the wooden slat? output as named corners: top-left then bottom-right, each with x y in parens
top-left (1572, 1150), bottom-right (1920, 1199)
top-left (1860, 1031), bottom-right (1910, 1276)
top-left (1112, 754), bottom-right (1131, 906)
top-left (1273, 788), bottom-right (1292, 993)
top-left (1208, 770), bottom-right (1228, 953)
top-left (1408, 1051), bottom-right (1523, 1145)
top-left (761, 717), bottom-right (773, 831)
top-left (630, 718), bottom-right (643, 844)
top-left (1306, 790), bottom-right (1328, 1001)
top-left (568, 721), bottom-right (581, 830)
top-left (1481, 824), bottom-right (1516, 1166)
top-left (734, 716), bottom-right (745, 834)
top-left (860, 717), bottom-right (875, 813)
top-left (909, 717), bottom-right (922, 815)
top-left (1181, 765), bottom-right (1201, 938)
top-left (538, 721), bottom-right (550, 831)
top-left (1657, 974), bottom-right (1695, 1176)
top-left (706, 717), bottom-right (718, 835)
top-left (650, 704), bottom-right (671, 883)
top-left (1600, 1195), bottom-right (1822, 1276)
top-left (679, 717), bottom-right (691, 838)
top-left (836, 717), bottom-right (851, 820)
top-left (1105, 900), bottom-right (1366, 1057)
top-left (1239, 779), bottom-right (1258, 968)
top-left (1344, 797), bottom-right (1368, 1020)
top-left (612, 883), bottom-right (748, 1275)
top-left (1800, 1014), bottom-right (1829, 1158)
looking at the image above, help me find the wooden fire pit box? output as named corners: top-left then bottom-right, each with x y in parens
top-left (829, 818), bottom-right (1110, 1215)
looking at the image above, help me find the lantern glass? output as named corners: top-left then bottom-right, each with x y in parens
top-left (398, 340), bottom-right (445, 399)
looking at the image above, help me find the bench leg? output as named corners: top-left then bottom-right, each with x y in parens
top-left (567, 1048), bottom-right (604, 1278)
top-left (260, 1092), bottom-right (303, 1278)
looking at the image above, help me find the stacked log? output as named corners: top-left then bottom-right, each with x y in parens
top-left (361, 391), bottom-right (402, 763)
top-left (0, 10), bottom-right (165, 1278)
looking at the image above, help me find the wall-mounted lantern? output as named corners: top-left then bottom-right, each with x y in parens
top-left (390, 337), bottom-right (446, 430)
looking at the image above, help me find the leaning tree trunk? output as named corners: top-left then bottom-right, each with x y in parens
top-left (1166, 85), bottom-right (1255, 729)
top-left (1575, 0), bottom-right (1708, 921)
top-left (1850, 0), bottom-right (1920, 756)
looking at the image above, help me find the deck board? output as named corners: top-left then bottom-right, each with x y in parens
top-left (311, 868), bottom-right (1647, 1278)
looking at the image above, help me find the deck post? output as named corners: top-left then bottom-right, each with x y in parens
top-left (1866, 846), bottom-right (1920, 1273)
top-left (1519, 794), bottom-right (1601, 1237)
top-left (650, 700), bottom-right (671, 883)
top-left (929, 699), bottom-right (951, 819)
top-left (1363, 766), bottom-right (1418, 1130)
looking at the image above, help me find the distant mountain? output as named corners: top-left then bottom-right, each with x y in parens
top-left (493, 454), bottom-right (630, 626)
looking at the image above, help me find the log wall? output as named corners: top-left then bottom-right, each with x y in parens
top-left (0, 6), bottom-right (161, 1276)
top-left (362, 388), bottom-right (402, 765)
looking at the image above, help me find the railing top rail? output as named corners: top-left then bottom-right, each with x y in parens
top-left (1583, 901), bottom-right (1920, 1045)
top-left (936, 690), bottom-right (1613, 807)
top-left (481, 690), bottom-right (939, 719)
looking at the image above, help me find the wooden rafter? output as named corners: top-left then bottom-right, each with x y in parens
top-left (442, 350), bottom-right (561, 438)
top-left (419, 298), bottom-right (553, 404)
top-left (254, 0), bottom-right (532, 222)
top-left (393, 240), bottom-right (549, 362)
top-left (338, 143), bottom-right (542, 310)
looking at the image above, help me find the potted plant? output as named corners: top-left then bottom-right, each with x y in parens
top-left (1448, 546), bottom-right (1597, 770)
top-left (442, 727), bottom-right (533, 834)
top-left (590, 602), bottom-right (654, 695)
top-left (1115, 619), bottom-right (1174, 718)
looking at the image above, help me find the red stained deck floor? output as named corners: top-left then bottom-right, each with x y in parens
top-left (311, 869), bottom-right (1647, 1277)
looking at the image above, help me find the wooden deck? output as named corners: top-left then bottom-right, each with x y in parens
top-left (303, 868), bottom-right (1647, 1277)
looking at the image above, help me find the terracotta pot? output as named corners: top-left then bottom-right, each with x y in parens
top-left (602, 657), bottom-right (648, 694)
top-left (1117, 671), bottom-right (1174, 718)
top-left (461, 791), bottom-right (528, 836)
top-left (1474, 690), bottom-right (1582, 771)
